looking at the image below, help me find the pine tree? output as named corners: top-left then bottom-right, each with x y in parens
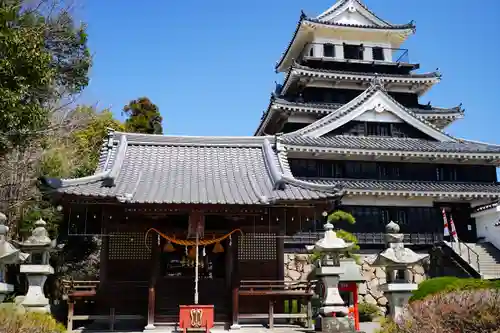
top-left (123, 97), bottom-right (163, 134)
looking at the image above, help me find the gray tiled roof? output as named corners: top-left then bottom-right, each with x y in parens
top-left (299, 178), bottom-right (500, 197)
top-left (292, 63), bottom-right (440, 79)
top-left (273, 98), bottom-right (463, 116)
top-left (41, 132), bottom-right (342, 204)
top-left (281, 135), bottom-right (500, 155)
top-left (304, 17), bottom-right (415, 31)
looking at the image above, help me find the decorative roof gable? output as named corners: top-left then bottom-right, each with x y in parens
top-left (316, 0), bottom-right (390, 27)
top-left (285, 81), bottom-right (455, 142)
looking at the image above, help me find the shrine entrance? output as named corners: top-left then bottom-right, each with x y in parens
top-left (151, 214), bottom-right (236, 323)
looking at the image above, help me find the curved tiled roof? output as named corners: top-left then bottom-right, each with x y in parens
top-left (279, 63), bottom-right (441, 96)
top-left (292, 63), bottom-right (440, 79)
top-left (40, 132), bottom-right (343, 204)
top-left (282, 135), bottom-right (500, 155)
top-left (299, 178), bottom-right (500, 199)
top-left (272, 98), bottom-right (462, 116)
top-left (304, 17), bottom-right (415, 31)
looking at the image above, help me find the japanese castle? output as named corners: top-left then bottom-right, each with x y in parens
top-left (42, 0), bottom-right (500, 327)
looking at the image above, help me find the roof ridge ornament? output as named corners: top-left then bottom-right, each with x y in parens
top-left (370, 74), bottom-right (386, 90)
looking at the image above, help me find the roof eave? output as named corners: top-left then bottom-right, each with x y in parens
top-left (304, 18), bottom-right (416, 34)
top-left (284, 144), bottom-right (500, 162)
top-left (276, 14), bottom-right (308, 72)
top-left (344, 189), bottom-right (500, 199)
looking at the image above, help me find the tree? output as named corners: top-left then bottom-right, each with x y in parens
top-left (70, 106), bottom-right (124, 177)
top-left (123, 97), bottom-right (163, 134)
top-left (327, 210), bottom-right (361, 260)
top-left (309, 210), bottom-right (360, 267)
top-left (0, 0), bottom-right (91, 156)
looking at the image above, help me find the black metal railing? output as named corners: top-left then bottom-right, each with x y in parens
top-left (447, 240), bottom-right (481, 273)
top-left (300, 42), bottom-right (410, 64)
top-left (284, 231), bottom-right (442, 246)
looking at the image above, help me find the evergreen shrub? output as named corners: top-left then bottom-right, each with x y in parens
top-left (0, 304), bottom-right (65, 333)
top-left (358, 302), bottom-right (381, 322)
top-left (409, 276), bottom-right (500, 302)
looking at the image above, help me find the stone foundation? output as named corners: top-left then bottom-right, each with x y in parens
top-left (284, 252), bottom-right (427, 314)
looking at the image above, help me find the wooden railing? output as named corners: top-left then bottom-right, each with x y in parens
top-left (284, 232), bottom-right (443, 246)
top-left (233, 280), bottom-right (315, 329)
top-left (62, 280), bottom-right (145, 332)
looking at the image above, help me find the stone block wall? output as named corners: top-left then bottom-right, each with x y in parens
top-left (283, 252), bottom-right (428, 314)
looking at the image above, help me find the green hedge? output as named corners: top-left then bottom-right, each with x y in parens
top-left (410, 277), bottom-right (500, 302)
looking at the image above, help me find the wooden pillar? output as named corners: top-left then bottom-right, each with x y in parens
top-left (231, 287), bottom-right (240, 329)
top-left (268, 300), bottom-right (274, 330)
top-left (277, 209), bottom-right (285, 281)
top-left (230, 231), bottom-right (240, 329)
top-left (145, 234), bottom-right (160, 330)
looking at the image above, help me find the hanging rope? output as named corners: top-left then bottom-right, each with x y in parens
top-left (145, 227), bottom-right (243, 250)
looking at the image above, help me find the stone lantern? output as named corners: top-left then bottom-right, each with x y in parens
top-left (14, 218), bottom-right (56, 313)
top-left (0, 213), bottom-right (29, 302)
top-left (372, 221), bottom-right (429, 320)
top-left (306, 221), bottom-right (355, 332)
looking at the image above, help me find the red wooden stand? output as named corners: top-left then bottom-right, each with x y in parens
top-left (179, 305), bottom-right (214, 333)
top-left (339, 282), bottom-right (360, 331)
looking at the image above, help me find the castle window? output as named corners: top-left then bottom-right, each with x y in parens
top-left (344, 44), bottom-right (363, 60)
top-left (323, 44), bottom-right (335, 58)
top-left (372, 47), bottom-right (385, 61)
top-left (308, 46), bottom-right (314, 57)
top-left (366, 122), bottom-right (391, 136)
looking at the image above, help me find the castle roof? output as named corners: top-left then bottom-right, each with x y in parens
top-left (276, 0), bottom-right (416, 72)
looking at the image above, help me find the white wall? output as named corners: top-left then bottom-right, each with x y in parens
top-left (307, 36), bottom-right (393, 62)
top-left (473, 207), bottom-right (500, 250)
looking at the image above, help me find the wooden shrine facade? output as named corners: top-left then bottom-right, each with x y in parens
top-left (60, 195), bottom-right (449, 328)
top-left (63, 199), bottom-right (334, 326)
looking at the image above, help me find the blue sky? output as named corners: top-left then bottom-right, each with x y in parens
top-left (80, 0), bottom-right (500, 143)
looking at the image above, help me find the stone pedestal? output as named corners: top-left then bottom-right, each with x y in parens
top-left (321, 317), bottom-right (356, 333)
top-left (307, 220), bottom-right (357, 332)
top-left (372, 221), bottom-right (429, 321)
top-left (19, 265), bottom-right (54, 312)
top-left (14, 219), bottom-right (55, 313)
top-left (316, 266), bottom-right (348, 316)
top-left (0, 212), bottom-right (29, 303)
top-left (380, 284), bottom-right (417, 321)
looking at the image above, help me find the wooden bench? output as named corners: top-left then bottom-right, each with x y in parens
top-left (62, 280), bottom-right (144, 332)
top-left (233, 280), bottom-right (316, 329)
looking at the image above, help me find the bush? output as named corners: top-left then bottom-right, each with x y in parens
top-left (0, 304), bottom-right (65, 333)
top-left (358, 302), bottom-right (381, 322)
top-left (410, 276), bottom-right (500, 302)
top-left (377, 289), bottom-right (500, 333)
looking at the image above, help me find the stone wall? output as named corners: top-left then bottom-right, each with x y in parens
top-left (358, 253), bottom-right (427, 314)
top-left (283, 252), bottom-right (428, 314)
top-left (284, 253), bottom-right (313, 281)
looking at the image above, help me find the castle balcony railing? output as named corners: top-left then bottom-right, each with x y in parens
top-left (284, 231), bottom-right (442, 246)
top-left (299, 42), bottom-right (410, 64)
